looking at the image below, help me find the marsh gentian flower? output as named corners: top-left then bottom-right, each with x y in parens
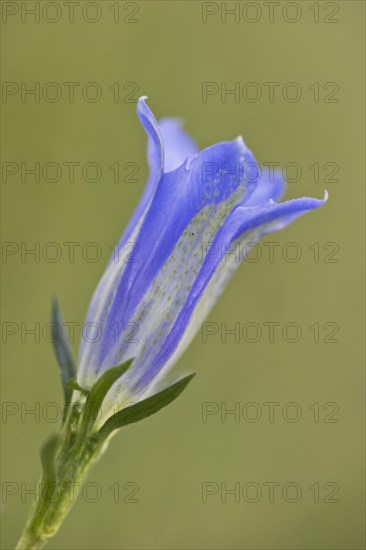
top-left (16, 98), bottom-right (327, 550)
top-left (77, 97), bottom-right (326, 417)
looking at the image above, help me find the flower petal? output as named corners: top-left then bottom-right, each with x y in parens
top-left (117, 97), bottom-right (164, 247)
top-left (159, 117), bottom-right (198, 172)
top-left (126, 194), bottom-right (327, 397)
top-left (245, 167), bottom-right (286, 206)
top-left (78, 136), bottom-right (258, 386)
top-left (78, 98), bottom-right (162, 380)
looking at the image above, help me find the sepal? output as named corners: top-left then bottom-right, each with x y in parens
top-left (97, 373), bottom-right (195, 440)
top-left (51, 298), bottom-right (76, 420)
top-left (79, 359), bottom-right (134, 437)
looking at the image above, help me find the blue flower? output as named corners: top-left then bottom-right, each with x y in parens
top-left (78, 97), bottom-right (326, 413)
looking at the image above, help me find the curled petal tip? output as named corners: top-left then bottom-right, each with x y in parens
top-left (234, 134), bottom-right (252, 156)
top-left (137, 96), bottom-right (149, 109)
top-left (323, 190), bottom-right (329, 201)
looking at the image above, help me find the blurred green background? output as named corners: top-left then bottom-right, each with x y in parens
top-left (1, 1), bottom-right (365, 549)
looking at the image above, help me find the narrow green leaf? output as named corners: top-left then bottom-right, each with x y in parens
top-left (51, 298), bottom-right (76, 416)
top-left (80, 359), bottom-right (134, 435)
top-left (97, 373), bottom-right (196, 440)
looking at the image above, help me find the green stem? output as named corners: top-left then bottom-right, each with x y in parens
top-left (15, 530), bottom-right (48, 550)
top-left (15, 403), bottom-right (107, 550)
